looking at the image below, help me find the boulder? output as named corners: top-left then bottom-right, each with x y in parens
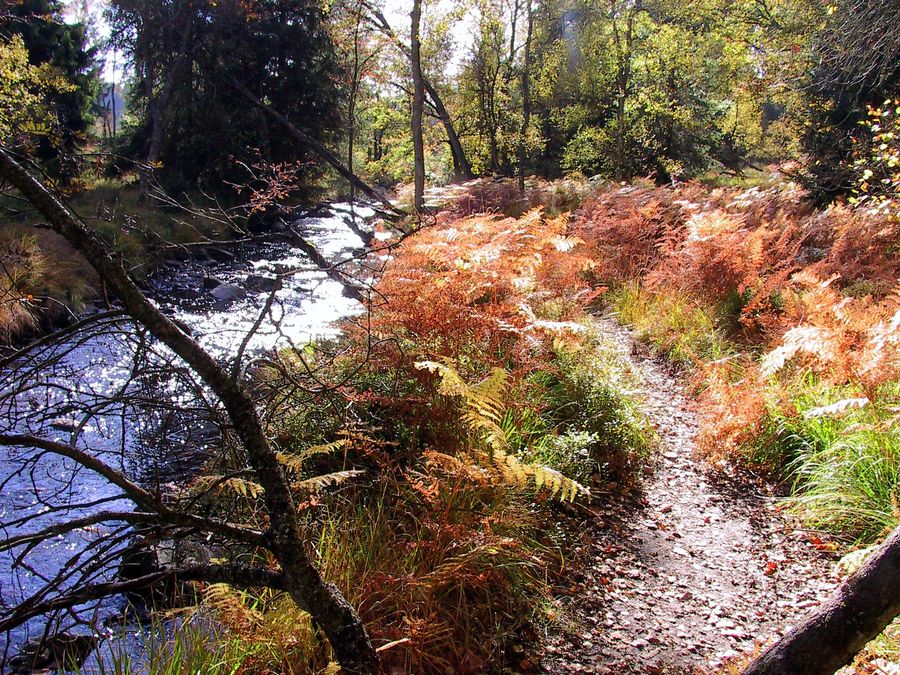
top-left (203, 275), bottom-right (225, 290)
top-left (210, 283), bottom-right (246, 302)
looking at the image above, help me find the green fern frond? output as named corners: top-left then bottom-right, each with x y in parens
top-left (296, 469), bottom-right (366, 493)
top-left (192, 475), bottom-right (265, 499)
top-left (416, 359), bottom-right (588, 502)
top-left (276, 438), bottom-right (349, 473)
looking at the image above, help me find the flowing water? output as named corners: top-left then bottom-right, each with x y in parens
top-left (0, 203), bottom-right (375, 671)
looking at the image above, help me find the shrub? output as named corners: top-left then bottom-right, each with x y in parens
top-left (541, 337), bottom-right (654, 484)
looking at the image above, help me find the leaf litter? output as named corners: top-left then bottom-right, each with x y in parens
top-left (541, 317), bottom-right (842, 674)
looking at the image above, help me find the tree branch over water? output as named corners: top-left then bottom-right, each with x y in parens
top-left (0, 145), bottom-right (380, 672)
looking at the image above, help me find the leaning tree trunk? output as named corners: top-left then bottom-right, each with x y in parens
top-left (410, 0), bottom-right (426, 213)
top-left (743, 524), bottom-right (900, 675)
top-left (362, 3), bottom-right (473, 182)
top-left (423, 79), bottom-right (473, 181)
top-left (0, 146), bottom-right (379, 674)
top-left (517, 0), bottom-right (534, 193)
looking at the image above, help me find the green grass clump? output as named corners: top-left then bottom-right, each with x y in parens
top-left (534, 334), bottom-right (655, 484)
top-left (93, 616), bottom-right (259, 674)
top-left (610, 282), bottom-right (735, 367)
top-left (776, 380), bottom-right (900, 542)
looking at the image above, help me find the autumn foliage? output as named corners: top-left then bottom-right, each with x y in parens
top-left (571, 181), bottom-right (899, 470)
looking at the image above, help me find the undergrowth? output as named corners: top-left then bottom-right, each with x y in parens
top-left (571, 181), bottom-right (899, 543)
top-left (0, 178), bottom-right (227, 343)
top-left (571, 178), bottom-right (900, 666)
top-left (109, 190), bottom-right (652, 673)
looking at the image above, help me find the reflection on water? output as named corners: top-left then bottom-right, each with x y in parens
top-left (0, 203), bottom-right (374, 670)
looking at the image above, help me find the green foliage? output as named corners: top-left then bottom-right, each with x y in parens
top-left (562, 126), bottom-right (614, 176)
top-left (611, 282), bottom-right (736, 367)
top-left (541, 337), bottom-right (654, 483)
top-left (110, 0), bottom-right (343, 193)
top-left (2, 0), bottom-right (99, 179)
top-left (416, 359), bottom-right (589, 501)
top-left (798, 0), bottom-right (900, 203)
top-left (0, 35), bottom-right (71, 144)
top-left (95, 613), bottom-right (272, 673)
top-left (849, 98), bottom-right (900, 219)
top-left (523, 430), bottom-right (601, 485)
top-left (755, 379), bottom-right (900, 542)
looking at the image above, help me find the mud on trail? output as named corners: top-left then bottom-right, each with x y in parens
top-left (541, 317), bottom-right (842, 674)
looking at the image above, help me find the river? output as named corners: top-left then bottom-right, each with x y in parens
top-left (0, 202), bottom-right (376, 672)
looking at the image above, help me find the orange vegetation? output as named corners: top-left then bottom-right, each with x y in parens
top-left (570, 181), bottom-right (899, 465)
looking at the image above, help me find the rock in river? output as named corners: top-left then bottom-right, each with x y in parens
top-left (245, 274), bottom-right (282, 293)
top-left (8, 633), bottom-right (98, 674)
top-left (209, 283), bottom-right (246, 302)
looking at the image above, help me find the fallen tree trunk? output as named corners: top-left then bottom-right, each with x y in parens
top-left (227, 76), bottom-right (403, 217)
top-left (743, 524), bottom-right (900, 675)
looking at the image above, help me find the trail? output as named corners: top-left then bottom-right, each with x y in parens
top-left (542, 317), bottom-right (842, 674)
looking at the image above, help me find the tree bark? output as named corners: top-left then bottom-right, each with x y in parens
top-left (410, 0), bottom-right (425, 213)
top-left (518, 0), bottom-right (534, 193)
top-left (140, 3), bottom-right (195, 198)
top-left (0, 146), bottom-right (379, 674)
top-left (611, 0), bottom-right (639, 182)
top-left (743, 524), bottom-right (900, 675)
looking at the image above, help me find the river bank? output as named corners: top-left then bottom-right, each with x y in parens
top-left (0, 201), bottom-right (380, 669)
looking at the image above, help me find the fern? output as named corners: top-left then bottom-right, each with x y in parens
top-left (415, 360), bottom-right (588, 501)
top-left (417, 360), bottom-right (510, 452)
top-left (192, 475), bottom-right (265, 499)
top-left (296, 469), bottom-right (366, 493)
top-left (203, 583), bottom-right (263, 629)
top-left (276, 438), bottom-right (348, 473)
top-left (483, 447), bottom-right (586, 501)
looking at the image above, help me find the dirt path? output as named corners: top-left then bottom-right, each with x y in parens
top-left (541, 317), bottom-right (843, 674)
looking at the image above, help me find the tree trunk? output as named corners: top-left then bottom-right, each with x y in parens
top-left (423, 79), bottom-right (473, 180)
top-left (611, 0), bottom-right (638, 182)
top-left (410, 0), bottom-right (425, 213)
top-left (363, 3), bottom-right (473, 181)
top-left (0, 146), bottom-right (379, 674)
top-left (743, 524), bottom-right (900, 675)
top-left (139, 4), bottom-right (195, 198)
top-left (518, 0), bottom-right (534, 193)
